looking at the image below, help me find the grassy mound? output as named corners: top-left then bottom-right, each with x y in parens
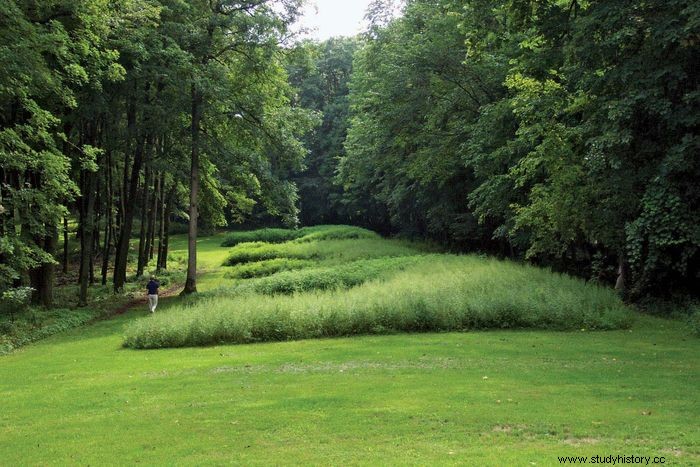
top-left (223, 258), bottom-right (313, 279)
top-left (220, 225), bottom-right (376, 247)
top-left (223, 238), bottom-right (427, 266)
top-left (123, 256), bottom-right (632, 349)
top-left (291, 225), bottom-right (379, 243)
top-left (220, 256), bottom-right (424, 296)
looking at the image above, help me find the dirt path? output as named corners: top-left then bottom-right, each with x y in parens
top-left (112, 283), bottom-right (183, 316)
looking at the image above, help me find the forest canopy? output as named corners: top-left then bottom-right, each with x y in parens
top-left (1, 0), bottom-right (698, 308)
top-left (300, 0), bottom-right (700, 299)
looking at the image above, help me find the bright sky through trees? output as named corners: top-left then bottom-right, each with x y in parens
top-left (298, 0), bottom-right (373, 40)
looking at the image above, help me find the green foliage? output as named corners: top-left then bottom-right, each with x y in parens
top-left (221, 256), bottom-right (423, 296)
top-left (0, 287), bottom-right (33, 320)
top-left (221, 228), bottom-right (309, 247)
top-left (288, 37), bottom-right (361, 226)
top-left (333, 0), bottom-right (700, 296)
top-left (291, 225), bottom-right (379, 243)
top-left (223, 236), bottom-right (427, 266)
top-left (223, 258), bottom-right (312, 279)
top-left (124, 255), bottom-right (632, 349)
top-left (221, 225), bottom-right (378, 247)
top-left (0, 307), bottom-right (100, 355)
top-left (689, 309), bottom-right (700, 337)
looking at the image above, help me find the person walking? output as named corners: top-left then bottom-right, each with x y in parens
top-left (146, 276), bottom-right (160, 313)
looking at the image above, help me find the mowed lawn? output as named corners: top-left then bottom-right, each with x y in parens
top-left (0, 233), bottom-right (698, 465)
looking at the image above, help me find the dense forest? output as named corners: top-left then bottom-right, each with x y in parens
top-left (294, 0), bottom-right (700, 299)
top-left (1, 0), bottom-right (316, 307)
top-left (1, 0), bottom-right (698, 312)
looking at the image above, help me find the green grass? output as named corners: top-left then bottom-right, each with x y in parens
top-left (2, 226), bottom-right (698, 464)
top-left (1, 309), bottom-right (698, 464)
top-left (124, 255), bottom-right (632, 349)
top-left (223, 237), bottom-right (431, 266)
top-left (224, 258), bottom-right (314, 279)
top-left (220, 225), bottom-right (377, 247)
top-left (0, 237), bottom-right (185, 355)
top-left (222, 255), bottom-right (425, 296)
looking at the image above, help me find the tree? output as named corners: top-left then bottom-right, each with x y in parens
top-left (288, 37), bottom-right (360, 226)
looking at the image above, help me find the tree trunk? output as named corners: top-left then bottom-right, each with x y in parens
top-left (77, 170), bottom-right (85, 286)
top-left (182, 86), bottom-right (202, 295)
top-left (113, 136), bottom-right (145, 293)
top-left (160, 207), bottom-right (172, 271)
top-left (136, 156), bottom-right (152, 277)
top-left (146, 172), bottom-right (160, 261)
top-left (157, 183), bottom-right (175, 272)
top-left (615, 253), bottom-right (628, 296)
top-left (79, 170), bottom-right (97, 306)
top-left (90, 174), bottom-right (100, 286)
top-left (101, 150), bottom-right (113, 285)
top-left (62, 216), bottom-right (69, 274)
top-left (112, 96), bottom-right (136, 292)
top-left (29, 227), bottom-right (57, 307)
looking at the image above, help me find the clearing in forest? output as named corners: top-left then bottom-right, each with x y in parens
top-left (1, 226), bottom-right (698, 465)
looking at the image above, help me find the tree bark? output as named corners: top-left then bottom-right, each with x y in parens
top-left (615, 253), bottom-right (628, 296)
top-left (101, 150), bottom-right (113, 286)
top-left (157, 183), bottom-right (175, 272)
top-left (79, 169), bottom-right (97, 306)
top-left (113, 136), bottom-right (145, 293)
top-left (62, 216), bottom-right (69, 274)
top-left (136, 155), bottom-right (152, 277)
top-left (160, 205), bottom-right (172, 271)
top-left (29, 227), bottom-right (57, 307)
top-left (182, 85), bottom-right (202, 295)
top-left (146, 172), bottom-right (160, 261)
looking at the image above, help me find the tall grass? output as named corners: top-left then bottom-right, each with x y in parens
top-left (223, 238), bottom-right (430, 266)
top-left (224, 258), bottom-right (313, 279)
top-left (124, 256), bottom-right (633, 349)
top-left (220, 225), bottom-right (376, 247)
top-left (219, 256), bottom-right (425, 296)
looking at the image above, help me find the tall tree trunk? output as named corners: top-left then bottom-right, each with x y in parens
top-left (77, 170), bottom-right (85, 286)
top-left (113, 136), bottom-right (145, 293)
top-left (160, 207), bottom-right (172, 271)
top-left (29, 226), bottom-right (57, 307)
top-left (79, 169), bottom-right (97, 306)
top-left (182, 86), bottom-right (202, 295)
top-left (615, 253), bottom-right (628, 297)
top-left (62, 216), bottom-right (69, 274)
top-left (157, 183), bottom-right (175, 272)
top-left (101, 150), bottom-right (113, 285)
top-left (136, 155), bottom-right (152, 277)
top-left (112, 95), bottom-right (136, 291)
top-left (146, 172), bottom-right (160, 261)
top-left (90, 176), bottom-right (100, 286)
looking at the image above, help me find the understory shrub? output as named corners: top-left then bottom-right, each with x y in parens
top-left (124, 255), bottom-right (633, 349)
top-left (688, 305), bottom-right (700, 337)
top-left (1, 307), bottom-right (102, 355)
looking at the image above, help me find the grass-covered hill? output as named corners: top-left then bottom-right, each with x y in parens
top-left (124, 225), bottom-right (631, 349)
top-left (1, 226), bottom-right (698, 465)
